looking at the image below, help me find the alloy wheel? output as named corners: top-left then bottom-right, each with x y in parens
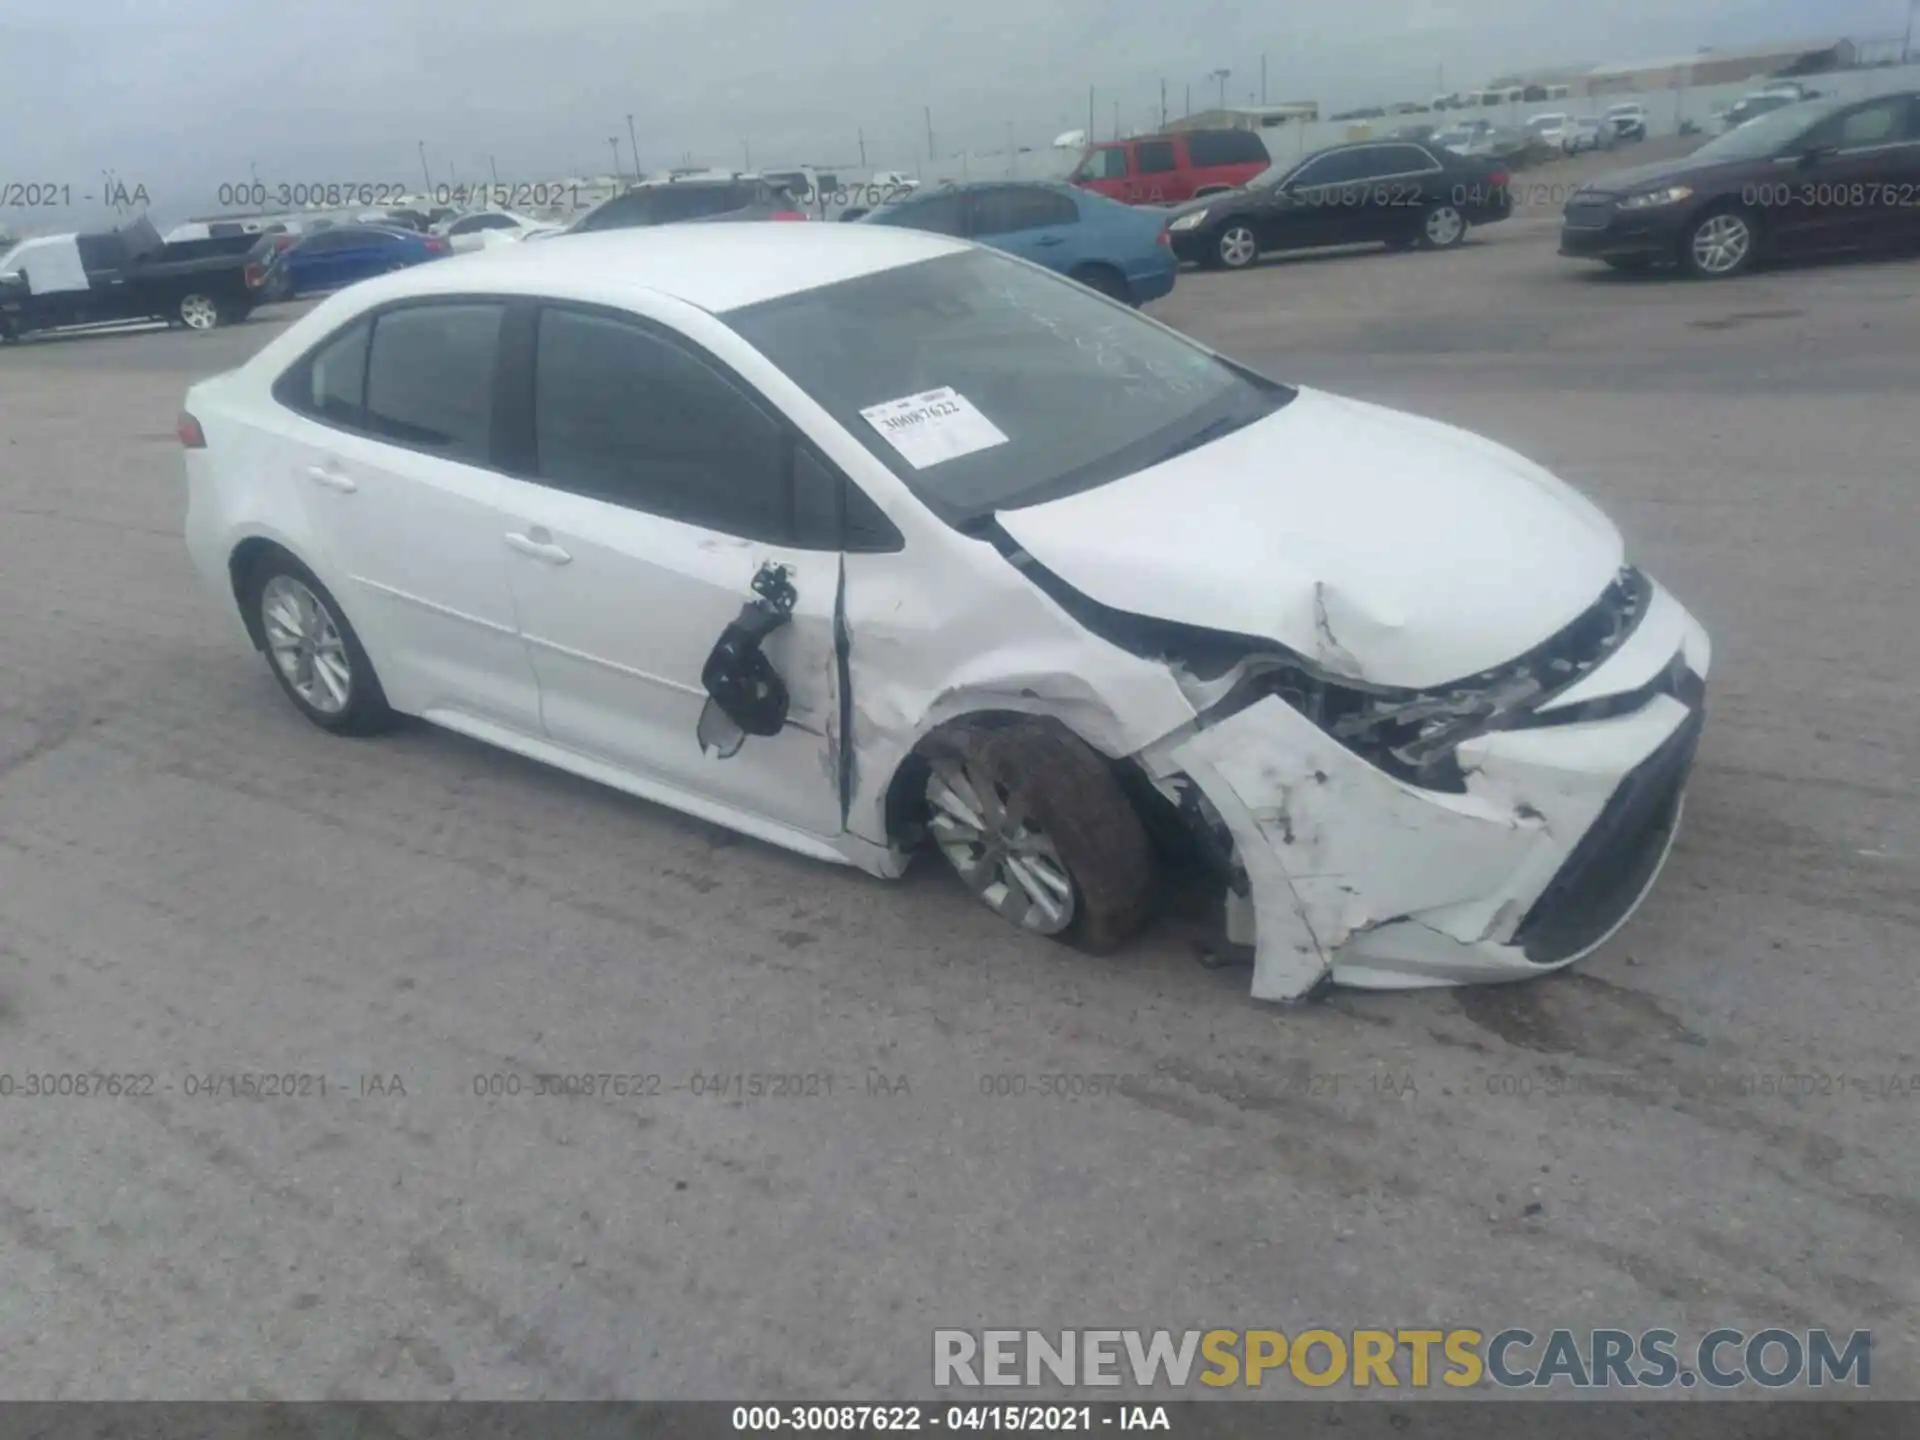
top-left (1689, 213), bottom-right (1751, 275)
top-left (179, 293), bottom-right (220, 330)
top-left (1217, 225), bottom-right (1258, 268)
top-left (1424, 205), bottom-right (1466, 247)
top-left (925, 756), bottom-right (1077, 936)
top-left (261, 574), bottom-right (353, 715)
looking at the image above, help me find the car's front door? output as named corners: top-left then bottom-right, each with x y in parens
top-left (1254, 152), bottom-right (1361, 252)
top-left (965, 186), bottom-right (1082, 272)
top-left (1127, 139), bottom-right (1181, 205)
top-left (280, 301), bottom-right (545, 733)
top-left (497, 301), bottom-right (845, 839)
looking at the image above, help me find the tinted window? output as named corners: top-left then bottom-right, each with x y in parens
top-left (450, 214), bottom-right (517, 234)
top-left (889, 193), bottom-right (967, 236)
top-left (791, 445), bottom-right (901, 552)
top-left (301, 319), bottom-right (370, 426)
top-left (1186, 130), bottom-right (1266, 166)
top-left (364, 304), bottom-right (504, 463)
top-left (970, 187), bottom-right (1078, 235)
top-left (724, 248), bottom-right (1292, 525)
top-left (574, 191), bottom-right (655, 231)
top-left (1134, 141), bottom-right (1178, 174)
top-left (533, 307), bottom-right (787, 540)
top-left (1292, 149), bottom-right (1371, 185)
top-left (1078, 147), bottom-right (1128, 180)
top-left (649, 184), bottom-right (757, 222)
top-left (1807, 96), bottom-right (1913, 149)
top-left (1374, 144), bottom-right (1440, 173)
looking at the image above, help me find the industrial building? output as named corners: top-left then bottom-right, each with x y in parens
top-left (1580, 38), bottom-right (1856, 95)
top-left (1163, 103), bottom-right (1319, 133)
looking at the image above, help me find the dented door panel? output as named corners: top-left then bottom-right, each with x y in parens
top-left (500, 485), bottom-right (845, 840)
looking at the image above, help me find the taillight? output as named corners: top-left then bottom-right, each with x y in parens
top-left (1487, 170), bottom-right (1510, 188)
top-left (770, 210), bottom-right (807, 222)
top-left (244, 263), bottom-right (264, 287)
top-left (423, 237), bottom-right (447, 253)
top-left (1156, 227), bottom-right (1171, 247)
top-left (177, 412), bottom-right (206, 449)
top-left (274, 235), bottom-right (295, 251)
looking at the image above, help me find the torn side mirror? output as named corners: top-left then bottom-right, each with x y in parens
top-left (697, 562), bottom-right (798, 758)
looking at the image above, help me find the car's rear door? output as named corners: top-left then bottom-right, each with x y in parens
top-left (493, 300), bottom-right (846, 838)
top-left (276, 300), bottom-right (544, 732)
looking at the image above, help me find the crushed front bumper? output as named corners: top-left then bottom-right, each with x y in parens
top-left (1140, 576), bottom-right (1711, 1000)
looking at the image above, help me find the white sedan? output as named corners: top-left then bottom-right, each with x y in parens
top-left (179, 226), bottom-right (1711, 1002)
top-left (435, 210), bottom-right (561, 253)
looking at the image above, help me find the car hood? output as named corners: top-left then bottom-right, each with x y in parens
top-left (1577, 154), bottom-right (1731, 195)
top-left (992, 387), bottom-right (1625, 690)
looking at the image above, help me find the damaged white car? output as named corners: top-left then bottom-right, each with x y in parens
top-left (180, 225), bottom-right (1709, 1001)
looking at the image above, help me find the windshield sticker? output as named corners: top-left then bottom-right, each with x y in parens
top-left (859, 386), bottom-right (1009, 469)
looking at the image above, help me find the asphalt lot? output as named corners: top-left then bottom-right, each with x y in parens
top-left (1, 210), bottom-right (1916, 1404)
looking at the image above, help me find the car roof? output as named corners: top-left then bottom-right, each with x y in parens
top-left (304, 222), bottom-right (969, 314)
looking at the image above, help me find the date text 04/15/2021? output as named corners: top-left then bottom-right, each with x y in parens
top-left (729, 1404), bottom-right (1171, 1431)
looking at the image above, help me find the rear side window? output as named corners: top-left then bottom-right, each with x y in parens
top-left (1078, 147), bottom-right (1128, 180)
top-left (1187, 130), bottom-right (1267, 166)
top-left (648, 184), bottom-right (757, 222)
top-left (575, 191), bottom-right (656, 231)
top-left (1134, 141), bottom-right (1177, 174)
top-left (363, 303), bottom-right (505, 463)
top-left (300, 319), bottom-right (371, 427)
top-left (1374, 144), bottom-right (1440, 173)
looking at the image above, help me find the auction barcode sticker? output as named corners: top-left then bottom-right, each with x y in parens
top-left (859, 386), bottom-right (1009, 469)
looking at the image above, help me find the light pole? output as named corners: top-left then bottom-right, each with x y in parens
top-left (1905, 0), bottom-right (1917, 64)
top-left (417, 140), bottom-right (431, 194)
top-left (627, 114), bottom-right (640, 178)
top-left (608, 136), bottom-right (621, 181)
top-left (1212, 68), bottom-right (1230, 112)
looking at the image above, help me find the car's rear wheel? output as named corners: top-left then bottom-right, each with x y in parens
top-left (1212, 223), bottom-right (1258, 269)
top-left (1070, 263), bottom-right (1131, 302)
top-left (178, 292), bottom-right (222, 330)
top-left (245, 554), bottom-right (396, 736)
top-left (919, 721), bottom-right (1156, 953)
top-left (1419, 203), bottom-right (1468, 249)
top-left (1681, 206), bottom-right (1757, 279)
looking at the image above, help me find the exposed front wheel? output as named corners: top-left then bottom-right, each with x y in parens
top-left (246, 555), bottom-right (396, 736)
top-left (178, 292), bottom-right (222, 330)
top-left (1419, 203), bottom-right (1468, 249)
top-left (1681, 207), bottom-right (1757, 279)
top-left (920, 722), bottom-right (1156, 952)
top-left (1213, 223), bottom-right (1259, 269)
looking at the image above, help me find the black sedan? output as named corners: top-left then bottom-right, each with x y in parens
top-left (1164, 141), bottom-right (1513, 269)
top-left (1560, 91), bottom-right (1920, 278)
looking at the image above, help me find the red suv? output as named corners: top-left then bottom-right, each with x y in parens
top-left (1068, 129), bottom-right (1272, 206)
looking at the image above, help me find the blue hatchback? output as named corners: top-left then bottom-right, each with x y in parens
top-left (263, 224), bottom-right (447, 299)
top-left (857, 181), bottom-right (1176, 305)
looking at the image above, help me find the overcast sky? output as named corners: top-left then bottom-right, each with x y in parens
top-left (0, 0), bottom-right (1902, 223)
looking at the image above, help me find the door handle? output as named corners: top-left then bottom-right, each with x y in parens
top-left (504, 530), bottom-right (572, 565)
top-left (1034, 235), bottom-right (1064, 247)
top-left (304, 464), bottom-right (357, 493)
